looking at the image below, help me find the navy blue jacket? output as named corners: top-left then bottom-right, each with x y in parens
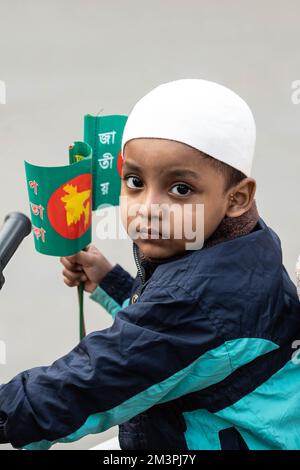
top-left (0, 216), bottom-right (300, 450)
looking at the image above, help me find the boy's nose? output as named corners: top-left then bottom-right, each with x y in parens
top-left (137, 191), bottom-right (164, 218)
top-left (138, 197), bottom-right (163, 221)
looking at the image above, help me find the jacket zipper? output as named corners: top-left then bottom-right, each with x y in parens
top-left (132, 243), bottom-right (146, 301)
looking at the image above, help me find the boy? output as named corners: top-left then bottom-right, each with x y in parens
top-left (1, 79), bottom-right (300, 450)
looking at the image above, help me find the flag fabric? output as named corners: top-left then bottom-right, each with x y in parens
top-left (69, 141), bottom-right (92, 165)
top-left (84, 114), bottom-right (127, 209)
top-left (25, 157), bottom-right (92, 256)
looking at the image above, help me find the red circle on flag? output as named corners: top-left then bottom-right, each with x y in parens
top-left (117, 150), bottom-right (123, 176)
top-left (47, 173), bottom-right (92, 239)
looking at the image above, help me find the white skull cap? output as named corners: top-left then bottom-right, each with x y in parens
top-left (121, 79), bottom-right (256, 176)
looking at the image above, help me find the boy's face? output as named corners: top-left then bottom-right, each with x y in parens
top-left (120, 138), bottom-right (253, 261)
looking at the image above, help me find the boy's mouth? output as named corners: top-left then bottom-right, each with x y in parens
top-left (138, 226), bottom-right (161, 237)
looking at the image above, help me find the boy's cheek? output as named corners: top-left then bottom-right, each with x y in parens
top-left (120, 202), bottom-right (128, 231)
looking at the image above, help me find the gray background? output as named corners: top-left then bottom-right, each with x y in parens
top-left (0, 0), bottom-right (299, 450)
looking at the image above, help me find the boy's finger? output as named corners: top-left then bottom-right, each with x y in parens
top-left (63, 276), bottom-right (79, 287)
top-left (87, 244), bottom-right (99, 255)
top-left (66, 250), bottom-right (94, 267)
top-left (60, 257), bottom-right (75, 270)
top-left (62, 269), bottom-right (82, 282)
top-left (63, 269), bottom-right (87, 283)
top-left (60, 257), bottom-right (83, 272)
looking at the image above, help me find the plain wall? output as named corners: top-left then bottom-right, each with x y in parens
top-left (0, 0), bottom-right (299, 449)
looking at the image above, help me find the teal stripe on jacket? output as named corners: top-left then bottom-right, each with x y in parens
top-left (89, 286), bottom-right (130, 319)
top-left (23, 338), bottom-right (278, 450)
top-left (183, 358), bottom-right (300, 449)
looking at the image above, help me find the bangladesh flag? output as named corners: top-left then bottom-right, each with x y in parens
top-left (24, 116), bottom-right (127, 255)
top-left (24, 155), bottom-right (92, 256)
top-left (24, 116), bottom-right (127, 340)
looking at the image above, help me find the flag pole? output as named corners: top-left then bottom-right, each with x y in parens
top-left (78, 268), bottom-right (86, 341)
top-left (69, 143), bottom-right (90, 341)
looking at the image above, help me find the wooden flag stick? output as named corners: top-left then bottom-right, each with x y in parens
top-left (78, 280), bottom-right (86, 341)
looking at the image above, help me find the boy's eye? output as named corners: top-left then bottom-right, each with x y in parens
top-left (170, 183), bottom-right (192, 196)
top-left (122, 176), bottom-right (193, 196)
top-left (124, 175), bottom-right (144, 189)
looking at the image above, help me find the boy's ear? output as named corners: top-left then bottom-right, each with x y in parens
top-left (225, 178), bottom-right (256, 218)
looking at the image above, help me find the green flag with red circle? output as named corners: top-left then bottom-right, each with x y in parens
top-left (25, 156), bottom-right (93, 256)
top-left (24, 115), bottom-right (127, 257)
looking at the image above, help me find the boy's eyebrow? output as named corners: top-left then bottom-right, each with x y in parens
top-left (162, 168), bottom-right (200, 180)
top-left (122, 161), bottom-right (201, 180)
top-left (122, 161), bottom-right (142, 172)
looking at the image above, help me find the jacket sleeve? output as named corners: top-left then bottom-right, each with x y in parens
top-left (0, 282), bottom-right (223, 450)
top-left (89, 263), bottom-right (136, 318)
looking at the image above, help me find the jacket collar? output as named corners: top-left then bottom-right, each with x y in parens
top-left (134, 198), bottom-right (260, 277)
top-left (203, 199), bottom-right (259, 249)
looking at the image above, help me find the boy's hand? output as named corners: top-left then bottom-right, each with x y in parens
top-left (60, 245), bottom-right (113, 294)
